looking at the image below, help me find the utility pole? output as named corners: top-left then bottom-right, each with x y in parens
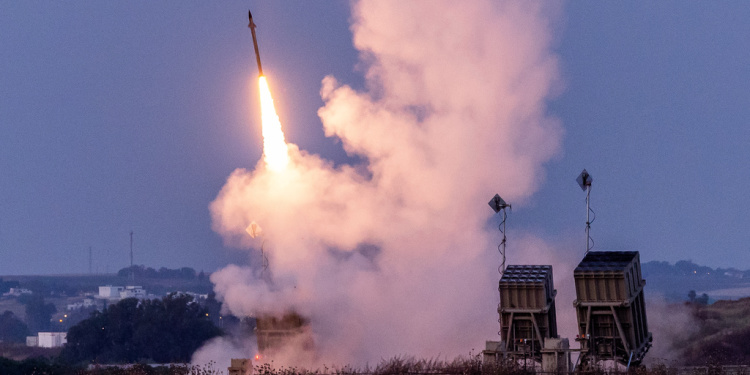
top-left (129, 231), bottom-right (134, 283)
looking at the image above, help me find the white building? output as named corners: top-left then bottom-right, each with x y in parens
top-left (67, 298), bottom-right (96, 311)
top-left (4, 287), bottom-right (32, 297)
top-left (98, 285), bottom-right (148, 300)
top-left (119, 286), bottom-right (146, 299)
top-left (37, 332), bottom-right (67, 348)
top-left (98, 285), bottom-right (124, 299)
top-left (26, 336), bottom-right (38, 347)
top-left (174, 291), bottom-right (209, 300)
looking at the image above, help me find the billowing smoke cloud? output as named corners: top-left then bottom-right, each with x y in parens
top-left (642, 295), bottom-right (698, 365)
top-left (208, 0), bottom-right (563, 366)
top-left (191, 336), bottom-right (258, 371)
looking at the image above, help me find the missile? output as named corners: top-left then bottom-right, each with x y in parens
top-left (248, 11), bottom-right (264, 77)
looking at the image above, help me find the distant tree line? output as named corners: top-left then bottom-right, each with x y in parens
top-left (19, 293), bottom-right (57, 334)
top-left (61, 294), bottom-right (221, 364)
top-left (116, 265), bottom-right (204, 280)
top-left (0, 293), bottom-right (59, 339)
top-left (643, 260), bottom-right (749, 278)
top-left (0, 310), bottom-right (29, 343)
top-left (688, 290), bottom-right (710, 305)
top-left (0, 277), bottom-right (20, 294)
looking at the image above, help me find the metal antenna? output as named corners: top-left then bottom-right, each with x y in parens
top-left (89, 246), bottom-right (92, 275)
top-left (260, 240), bottom-right (269, 274)
top-left (488, 193), bottom-right (511, 336)
top-left (246, 222), bottom-right (270, 277)
top-left (576, 169), bottom-right (595, 254)
top-left (488, 194), bottom-right (512, 274)
top-left (129, 231), bottom-right (134, 282)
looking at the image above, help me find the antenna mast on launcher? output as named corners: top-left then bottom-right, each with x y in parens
top-left (576, 169), bottom-right (594, 254)
top-left (488, 194), bottom-right (512, 275)
top-left (488, 193), bottom-right (511, 337)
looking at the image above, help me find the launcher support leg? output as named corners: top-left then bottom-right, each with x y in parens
top-left (610, 306), bottom-right (630, 354)
top-left (505, 312), bottom-right (514, 351)
top-left (530, 314), bottom-right (543, 348)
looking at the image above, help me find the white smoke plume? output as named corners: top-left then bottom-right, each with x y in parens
top-left (209, 0), bottom-right (563, 366)
top-left (642, 295), bottom-right (698, 365)
top-left (191, 336), bottom-right (258, 371)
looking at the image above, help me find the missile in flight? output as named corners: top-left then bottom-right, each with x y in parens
top-left (248, 11), bottom-right (264, 77)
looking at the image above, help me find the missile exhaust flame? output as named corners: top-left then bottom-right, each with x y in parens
top-left (259, 76), bottom-right (289, 172)
top-left (248, 11), bottom-right (288, 171)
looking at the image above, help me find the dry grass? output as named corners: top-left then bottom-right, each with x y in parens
top-left (4, 355), bottom-right (750, 375)
top-left (676, 298), bottom-right (750, 365)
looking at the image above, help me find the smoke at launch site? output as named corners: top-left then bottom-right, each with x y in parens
top-left (202, 0), bottom-right (570, 366)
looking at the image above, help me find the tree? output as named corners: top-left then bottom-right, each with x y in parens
top-left (0, 278), bottom-right (19, 294)
top-left (61, 310), bottom-right (109, 363)
top-left (696, 293), bottom-right (710, 305)
top-left (62, 294), bottom-right (222, 364)
top-left (19, 294), bottom-right (56, 334)
top-left (179, 267), bottom-right (196, 280)
top-left (204, 292), bottom-right (222, 325)
top-left (0, 311), bottom-right (29, 343)
top-left (687, 290), bottom-right (709, 305)
top-left (117, 265), bottom-right (198, 280)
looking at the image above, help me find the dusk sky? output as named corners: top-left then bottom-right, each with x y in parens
top-left (2, 2), bottom-right (749, 276)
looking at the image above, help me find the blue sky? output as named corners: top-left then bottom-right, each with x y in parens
top-left (1, 1), bottom-right (749, 275)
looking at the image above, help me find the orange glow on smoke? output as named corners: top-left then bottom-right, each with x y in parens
top-left (258, 76), bottom-right (289, 171)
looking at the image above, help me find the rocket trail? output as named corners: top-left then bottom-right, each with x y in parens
top-left (248, 11), bottom-right (264, 77)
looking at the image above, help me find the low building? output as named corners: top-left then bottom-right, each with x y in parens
top-left (26, 336), bottom-right (38, 347)
top-left (173, 291), bottom-right (208, 300)
top-left (37, 332), bottom-right (67, 348)
top-left (98, 285), bottom-right (124, 299)
top-left (4, 287), bottom-right (32, 297)
top-left (98, 285), bottom-right (148, 300)
top-left (120, 286), bottom-right (146, 299)
top-left (67, 298), bottom-right (96, 311)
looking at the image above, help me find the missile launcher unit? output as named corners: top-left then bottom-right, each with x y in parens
top-left (495, 265), bottom-right (558, 362)
top-left (573, 251), bottom-right (652, 367)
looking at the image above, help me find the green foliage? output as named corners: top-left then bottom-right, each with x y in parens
top-left (677, 297), bottom-right (750, 365)
top-left (0, 310), bottom-right (30, 343)
top-left (19, 293), bottom-right (57, 334)
top-left (0, 356), bottom-right (78, 375)
top-left (696, 293), bottom-right (710, 305)
top-left (61, 294), bottom-right (222, 364)
top-left (688, 290), bottom-right (710, 305)
top-left (0, 278), bottom-right (20, 294)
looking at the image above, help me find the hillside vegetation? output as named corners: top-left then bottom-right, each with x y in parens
top-left (674, 297), bottom-right (750, 365)
top-left (642, 260), bottom-right (750, 302)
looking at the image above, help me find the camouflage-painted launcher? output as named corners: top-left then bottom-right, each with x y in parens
top-left (498, 265), bottom-right (558, 362)
top-left (574, 251), bottom-right (652, 368)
